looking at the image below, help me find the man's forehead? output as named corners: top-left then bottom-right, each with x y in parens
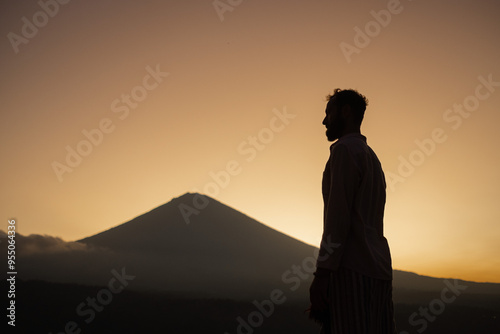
top-left (326, 99), bottom-right (338, 112)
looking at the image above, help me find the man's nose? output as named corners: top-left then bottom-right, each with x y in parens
top-left (322, 116), bottom-right (327, 126)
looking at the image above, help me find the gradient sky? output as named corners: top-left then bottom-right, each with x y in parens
top-left (1, 0), bottom-right (499, 283)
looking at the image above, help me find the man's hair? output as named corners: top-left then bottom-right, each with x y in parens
top-left (326, 88), bottom-right (368, 125)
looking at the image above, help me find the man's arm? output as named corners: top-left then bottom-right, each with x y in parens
top-left (309, 143), bottom-right (360, 323)
top-left (316, 143), bottom-right (360, 271)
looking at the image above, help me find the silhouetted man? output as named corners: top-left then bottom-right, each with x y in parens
top-left (309, 89), bottom-right (396, 333)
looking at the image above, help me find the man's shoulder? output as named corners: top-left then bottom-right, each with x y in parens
top-left (331, 134), bottom-right (382, 166)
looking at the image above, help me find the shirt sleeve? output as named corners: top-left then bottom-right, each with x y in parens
top-left (316, 143), bottom-right (361, 271)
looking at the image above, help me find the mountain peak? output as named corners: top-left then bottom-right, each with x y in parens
top-left (80, 191), bottom-right (312, 256)
top-left (170, 192), bottom-right (222, 209)
top-left (172, 192), bottom-right (201, 200)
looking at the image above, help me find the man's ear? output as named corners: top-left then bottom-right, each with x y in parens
top-left (341, 104), bottom-right (351, 118)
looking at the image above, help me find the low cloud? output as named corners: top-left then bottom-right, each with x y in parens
top-left (0, 230), bottom-right (105, 256)
top-left (0, 230), bottom-right (122, 285)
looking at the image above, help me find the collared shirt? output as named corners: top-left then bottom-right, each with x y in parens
top-left (316, 133), bottom-right (392, 280)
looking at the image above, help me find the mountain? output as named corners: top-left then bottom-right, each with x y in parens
top-left (4, 192), bottom-right (500, 301)
top-left (9, 193), bottom-right (319, 299)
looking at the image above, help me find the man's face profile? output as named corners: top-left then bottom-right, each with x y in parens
top-left (323, 100), bottom-right (344, 142)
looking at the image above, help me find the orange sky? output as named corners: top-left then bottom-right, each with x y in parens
top-left (1, 0), bottom-right (499, 283)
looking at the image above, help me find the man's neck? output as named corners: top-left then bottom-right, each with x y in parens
top-left (340, 128), bottom-right (361, 138)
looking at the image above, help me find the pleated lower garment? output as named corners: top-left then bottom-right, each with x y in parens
top-left (320, 267), bottom-right (396, 334)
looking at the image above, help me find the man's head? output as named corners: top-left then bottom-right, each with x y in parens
top-left (323, 88), bottom-right (368, 141)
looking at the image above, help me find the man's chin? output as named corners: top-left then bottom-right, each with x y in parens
top-left (326, 130), bottom-right (338, 142)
